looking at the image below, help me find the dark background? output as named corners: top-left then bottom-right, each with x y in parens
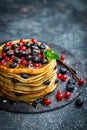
top-left (0, 0), bottom-right (87, 130)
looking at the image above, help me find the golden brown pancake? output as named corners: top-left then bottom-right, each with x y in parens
top-left (0, 38), bottom-right (58, 103)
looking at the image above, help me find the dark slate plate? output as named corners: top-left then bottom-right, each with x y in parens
top-left (0, 42), bottom-right (85, 113)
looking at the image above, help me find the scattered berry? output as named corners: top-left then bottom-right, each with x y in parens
top-left (78, 78), bottom-right (84, 85)
top-left (64, 91), bottom-right (71, 99)
top-left (31, 38), bottom-right (37, 43)
top-left (57, 93), bottom-right (63, 100)
top-left (66, 79), bottom-right (75, 92)
top-left (68, 79), bottom-right (75, 85)
top-left (57, 73), bottom-right (62, 79)
top-left (60, 55), bottom-right (65, 60)
top-left (57, 90), bottom-right (62, 95)
top-left (61, 74), bottom-right (67, 81)
top-left (44, 98), bottom-right (51, 105)
top-left (57, 90), bottom-right (63, 100)
top-left (59, 67), bottom-right (67, 74)
top-left (75, 99), bottom-right (83, 107)
top-left (66, 83), bottom-right (75, 92)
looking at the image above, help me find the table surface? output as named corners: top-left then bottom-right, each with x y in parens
top-left (0, 0), bottom-right (87, 130)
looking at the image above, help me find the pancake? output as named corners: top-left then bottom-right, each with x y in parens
top-left (0, 38), bottom-right (58, 103)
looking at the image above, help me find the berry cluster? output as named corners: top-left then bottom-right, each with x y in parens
top-left (0, 38), bottom-right (49, 68)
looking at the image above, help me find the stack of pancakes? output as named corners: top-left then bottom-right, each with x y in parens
top-left (0, 39), bottom-right (58, 103)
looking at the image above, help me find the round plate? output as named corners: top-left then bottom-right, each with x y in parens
top-left (0, 42), bottom-right (85, 113)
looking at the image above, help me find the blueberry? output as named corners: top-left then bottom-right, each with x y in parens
top-left (55, 78), bottom-right (59, 84)
top-left (25, 43), bottom-right (31, 48)
top-left (66, 80), bottom-right (75, 92)
top-left (75, 99), bottom-right (83, 107)
top-left (19, 50), bottom-right (26, 57)
top-left (32, 56), bottom-right (40, 63)
top-left (25, 56), bottom-right (31, 61)
top-left (11, 78), bottom-right (19, 83)
top-left (31, 50), bottom-right (38, 56)
top-left (41, 58), bottom-right (48, 64)
top-left (6, 51), bottom-right (13, 57)
top-left (13, 58), bottom-right (21, 63)
top-left (40, 49), bottom-right (46, 54)
top-left (14, 50), bottom-right (20, 56)
top-left (54, 65), bottom-right (57, 70)
top-left (30, 43), bottom-right (38, 50)
top-left (15, 92), bottom-right (23, 96)
top-left (27, 64), bottom-right (33, 68)
top-left (68, 79), bottom-right (75, 85)
top-left (20, 73), bottom-right (29, 79)
top-left (39, 43), bottom-right (46, 50)
top-left (43, 79), bottom-right (51, 85)
top-left (17, 42), bottom-right (23, 46)
top-left (59, 67), bottom-right (67, 74)
top-left (25, 51), bottom-right (31, 56)
top-left (14, 50), bottom-right (26, 57)
top-left (0, 56), bottom-right (3, 60)
top-left (10, 62), bottom-right (17, 68)
top-left (3, 46), bottom-right (9, 52)
top-left (12, 44), bottom-right (19, 49)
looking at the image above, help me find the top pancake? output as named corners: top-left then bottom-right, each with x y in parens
top-left (0, 39), bottom-right (56, 74)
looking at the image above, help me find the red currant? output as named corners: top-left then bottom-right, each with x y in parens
top-left (19, 46), bottom-right (26, 51)
top-left (44, 98), bottom-right (51, 105)
top-left (21, 60), bottom-right (27, 64)
top-left (57, 90), bottom-right (62, 95)
top-left (28, 60), bottom-right (32, 64)
top-left (0, 60), bottom-right (5, 65)
top-left (20, 39), bottom-right (26, 44)
top-left (33, 63), bottom-right (40, 68)
top-left (21, 57), bottom-right (25, 61)
top-left (2, 52), bottom-right (6, 57)
top-left (57, 93), bottom-right (63, 100)
top-left (5, 56), bottom-right (10, 62)
top-left (11, 55), bottom-right (15, 60)
top-left (6, 42), bottom-right (14, 46)
top-left (60, 55), bottom-right (65, 60)
top-left (61, 74), bottom-right (67, 81)
top-left (31, 38), bottom-right (37, 43)
top-left (64, 91), bottom-right (71, 99)
top-left (38, 53), bottom-right (43, 59)
top-left (78, 78), bottom-right (84, 85)
top-left (57, 73), bottom-right (62, 79)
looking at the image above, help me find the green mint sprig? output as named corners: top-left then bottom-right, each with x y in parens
top-left (43, 49), bottom-right (59, 60)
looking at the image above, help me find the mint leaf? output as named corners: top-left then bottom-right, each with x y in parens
top-left (43, 49), bottom-right (59, 60)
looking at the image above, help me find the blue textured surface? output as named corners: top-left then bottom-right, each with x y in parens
top-left (0, 0), bottom-right (87, 130)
